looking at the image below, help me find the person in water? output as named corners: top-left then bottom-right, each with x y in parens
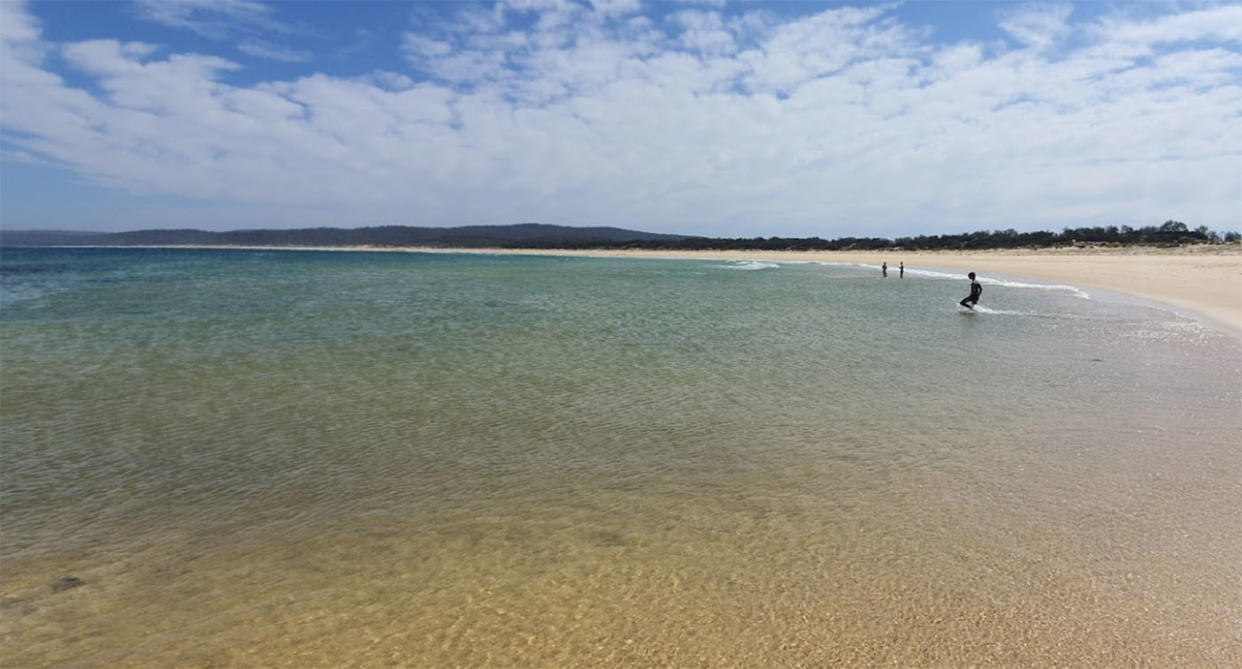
top-left (960, 271), bottom-right (982, 309)
top-left (899, 262), bottom-right (904, 279)
top-left (881, 261), bottom-right (888, 278)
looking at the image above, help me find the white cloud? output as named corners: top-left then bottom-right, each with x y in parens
top-left (2, 0), bottom-right (1240, 235)
top-left (736, 5), bottom-right (911, 94)
top-left (1094, 4), bottom-right (1242, 47)
top-left (0, 0), bottom-right (40, 43)
top-left (237, 40), bottom-right (311, 63)
top-left (998, 3), bottom-right (1073, 51)
top-left (61, 40), bottom-right (239, 113)
top-left (669, 10), bottom-right (736, 55)
top-left (131, 0), bottom-right (283, 38)
top-left (403, 34), bottom-right (453, 59)
top-left (589, 0), bottom-right (641, 19)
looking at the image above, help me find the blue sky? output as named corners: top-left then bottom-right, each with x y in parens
top-left (1, 0), bottom-right (1239, 237)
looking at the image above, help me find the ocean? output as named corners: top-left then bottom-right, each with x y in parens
top-left (2, 246), bottom-right (1239, 666)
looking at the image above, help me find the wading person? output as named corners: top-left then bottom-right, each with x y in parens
top-left (959, 272), bottom-right (982, 309)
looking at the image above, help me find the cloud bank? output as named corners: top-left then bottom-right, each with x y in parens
top-left (1, 0), bottom-right (1239, 235)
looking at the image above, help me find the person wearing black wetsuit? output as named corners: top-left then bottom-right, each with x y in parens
top-left (959, 271), bottom-right (982, 309)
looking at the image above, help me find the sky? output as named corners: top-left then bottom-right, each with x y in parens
top-left (1, 0), bottom-right (1239, 238)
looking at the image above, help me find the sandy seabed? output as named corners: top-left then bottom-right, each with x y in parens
top-left (4, 243), bottom-right (1239, 667)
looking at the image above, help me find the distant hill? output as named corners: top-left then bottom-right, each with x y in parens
top-left (3, 221), bottom-right (1234, 251)
top-left (0, 230), bottom-right (111, 245)
top-left (0, 224), bottom-right (694, 248)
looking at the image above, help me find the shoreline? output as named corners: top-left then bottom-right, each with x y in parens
top-left (23, 243), bottom-right (1242, 335)
top-left (379, 245), bottom-right (1242, 335)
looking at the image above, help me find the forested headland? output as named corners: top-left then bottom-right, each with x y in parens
top-left (506, 220), bottom-right (1240, 251)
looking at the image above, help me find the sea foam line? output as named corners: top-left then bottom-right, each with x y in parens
top-left (717, 260), bottom-right (781, 271)
top-left (812, 262), bottom-right (1092, 300)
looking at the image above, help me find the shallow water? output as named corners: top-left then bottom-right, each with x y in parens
top-left (2, 247), bottom-right (1239, 666)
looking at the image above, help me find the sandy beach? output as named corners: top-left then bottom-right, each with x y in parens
top-left (395, 245), bottom-right (1242, 336)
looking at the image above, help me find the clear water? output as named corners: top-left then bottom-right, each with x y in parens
top-left (2, 247), bottom-right (1239, 666)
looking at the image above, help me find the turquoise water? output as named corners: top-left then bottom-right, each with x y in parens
top-left (2, 247), bottom-right (1239, 666)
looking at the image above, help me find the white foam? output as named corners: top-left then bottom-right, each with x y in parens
top-left (718, 260), bottom-right (781, 271)
top-left (970, 305), bottom-right (1039, 316)
top-left (842, 264), bottom-right (1093, 300)
top-left (990, 278), bottom-right (1090, 300)
top-left (719, 259), bottom-right (1094, 300)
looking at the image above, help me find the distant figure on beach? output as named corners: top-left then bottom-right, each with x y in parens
top-left (899, 262), bottom-right (904, 279)
top-left (959, 272), bottom-right (982, 309)
top-left (882, 262), bottom-right (887, 278)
